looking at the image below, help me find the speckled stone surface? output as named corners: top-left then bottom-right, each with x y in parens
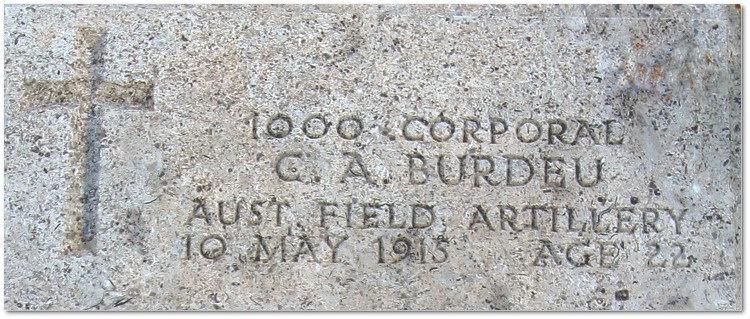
top-left (4, 5), bottom-right (742, 310)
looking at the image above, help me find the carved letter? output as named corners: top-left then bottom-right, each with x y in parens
top-left (547, 119), bottom-right (568, 144)
top-left (575, 157), bottom-right (603, 187)
top-left (403, 117), bottom-right (427, 141)
top-left (516, 118), bottom-right (542, 143)
top-left (411, 204), bottom-right (435, 229)
top-left (469, 205), bottom-right (494, 231)
top-left (275, 152), bottom-right (303, 182)
top-left (489, 117), bottom-right (508, 143)
top-left (429, 115), bottom-right (456, 142)
top-left (341, 152), bottom-right (373, 184)
top-left (505, 155), bottom-right (534, 186)
top-left (187, 198), bottom-right (210, 225)
top-left (407, 153), bottom-right (428, 185)
top-left (572, 120), bottom-right (601, 145)
top-left (463, 118), bottom-right (484, 143)
top-left (473, 155), bottom-right (501, 187)
top-left (325, 235), bottom-right (349, 263)
top-left (668, 209), bottom-right (688, 235)
top-left (604, 120), bottom-right (624, 145)
top-left (437, 155), bottom-right (466, 185)
top-left (543, 156), bottom-right (566, 188)
top-left (319, 201), bottom-right (338, 227)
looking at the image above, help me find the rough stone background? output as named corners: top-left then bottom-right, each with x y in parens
top-left (3, 5), bottom-right (742, 310)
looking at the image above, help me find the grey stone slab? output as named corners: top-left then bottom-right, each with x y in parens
top-left (4, 4), bottom-right (741, 310)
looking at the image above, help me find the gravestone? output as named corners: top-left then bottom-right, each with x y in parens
top-left (4, 4), bottom-right (741, 310)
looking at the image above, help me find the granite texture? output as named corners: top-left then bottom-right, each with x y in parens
top-left (3, 5), bottom-right (742, 310)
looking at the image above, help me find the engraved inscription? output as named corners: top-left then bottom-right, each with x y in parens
top-left (179, 107), bottom-right (694, 268)
top-left (4, 4), bottom-right (739, 311)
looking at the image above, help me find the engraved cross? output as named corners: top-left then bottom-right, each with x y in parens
top-left (19, 26), bottom-right (155, 255)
